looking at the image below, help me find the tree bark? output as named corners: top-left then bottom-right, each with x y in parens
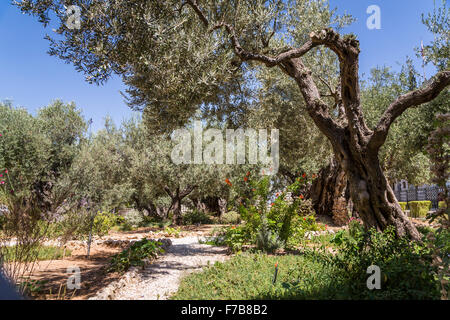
top-left (310, 158), bottom-right (348, 225)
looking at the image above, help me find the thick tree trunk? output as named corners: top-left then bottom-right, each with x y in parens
top-left (309, 158), bottom-right (348, 225)
top-left (218, 198), bottom-right (227, 218)
top-left (336, 144), bottom-right (421, 240)
top-left (171, 197), bottom-right (182, 225)
top-left (164, 185), bottom-right (197, 225)
top-left (191, 196), bottom-right (228, 218)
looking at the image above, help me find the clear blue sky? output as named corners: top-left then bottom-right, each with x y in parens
top-left (0, 1), bottom-right (442, 131)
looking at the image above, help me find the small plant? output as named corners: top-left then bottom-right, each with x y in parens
top-left (348, 217), bottom-right (365, 239)
top-left (256, 217), bottom-right (284, 253)
top-left (19, 279), bottom-right (48, 297)
top-left (164, 226), bottom-right (182, 238)
top-left (121, 209), bottom-right (144, 228)
top-left (108, 238), bottom-right (164, 273)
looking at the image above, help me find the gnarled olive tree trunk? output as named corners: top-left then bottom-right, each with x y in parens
top-left (164, 185), bottom-right (197, 225)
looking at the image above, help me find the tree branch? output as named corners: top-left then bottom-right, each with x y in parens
top-left (186, 0), bottom-right (209, 27)
top-left (309, 29), bottom-right (370, 143)
top-left (163, 185), bottom-right (174, 198)
top-left (279, 57), bottom-right (344, 143)
top-left (180, 184), bottom-right (198, 198)
top-left (210, 22), bottom-right (317, 67)
top-left (369, 70), bottom-right (450, 151)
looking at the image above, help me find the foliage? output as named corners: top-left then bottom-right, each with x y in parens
top-left (419, 0), bottom-right (449, 71)
top-left (347, 217), bottom-right (365, 239)
top-left (215, 173), bottom-right (319, 252)
top-left (108, 238), bottom-right (164, 273)
top-left (43, 210), bottom-right (121, 241)
top-left (426, 112), bottom-right (449, 299)
top-left (360, 63), bottom-right (441, 185)
top-left (408, 201), bottom-right (432, 218)
top-left (0, 103), bottom-right (51, 195)
top-left (121, 209), bottom-right (144, 228)
top-left (172, 253), bottom-right (340, 300)
top-left (92, 211), bottom-right (122, 237)
top-left (255, 217), bottom-right (284, 253)
top-left (426, 113), bottom-right (450, 225)
top-left (183, 209), bottom-right (212, 225)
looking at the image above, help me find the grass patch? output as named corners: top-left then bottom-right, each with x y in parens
top-left (1, 245), bottom-right (71, 262)
top-left (171, 252), bottom-right (342, 300)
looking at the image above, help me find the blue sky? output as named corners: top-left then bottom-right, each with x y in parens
top-left (0, 1), bottom-right (443, 132)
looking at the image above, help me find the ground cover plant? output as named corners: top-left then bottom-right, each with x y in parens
top-left (107, 238), bottom-right (165, 273)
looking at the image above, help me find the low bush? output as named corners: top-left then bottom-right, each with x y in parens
top-left (408, 201), bottom-right (431, 218)
top-left (438, 201), bottom-right (447, 209)
top-left (93, 211), bottom-right (122, 237)
top-left (331, 226), bottom-right (441, 299)
top-left (107, 238), bottom-right (164, 273)
top-left (220, 211), bottom-right (241, 224)
top-left (121, 209), bottom-right (144, 228)
top-left (398, 202), bottom-right (407, 211)
top-left (183, 209), bottom-right (212, 225)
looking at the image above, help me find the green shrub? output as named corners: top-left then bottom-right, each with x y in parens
top-left (220, 211), bottom-right (241, 224)
top-left (408, 201), bottom-right (431, 218)
top-left (438, 201), bottom-right (447, 209)
top-left (183, 209), bottom-right (212, 225)
top-left (108, 238), bottom-right (164, 273)
top-left (219, 174), bottom-right (319, 252)
top-left (164, 226), bottom-right (182, 237)
top-left (93, 211), bottom-right (122, 237)
top-left (398, 202), bottom-right (407, 211)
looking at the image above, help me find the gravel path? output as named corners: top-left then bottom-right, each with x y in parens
top-left (113, 237), bottom-right (229, 300)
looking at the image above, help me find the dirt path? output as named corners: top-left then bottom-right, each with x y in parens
top-left (112, 236), bottom-right (229, 300)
